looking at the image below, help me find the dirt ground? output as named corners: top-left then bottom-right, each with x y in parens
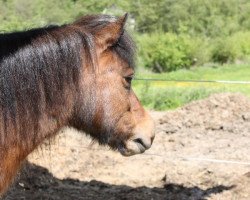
top-left (2, 93), bottom-right (250, 200)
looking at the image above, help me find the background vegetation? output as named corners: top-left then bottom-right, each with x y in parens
top-left (1, 0), bottom-right (250, 110)
top-left (134, 64), bottom-right (250, 110)
top-left (1, 0), bottom-right (250, 68)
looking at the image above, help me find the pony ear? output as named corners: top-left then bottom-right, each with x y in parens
top-left (96, 13), bottom-right (128, 50)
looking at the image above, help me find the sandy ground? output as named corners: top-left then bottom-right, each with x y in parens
top-left (2, 93), bottom-right (250, 200)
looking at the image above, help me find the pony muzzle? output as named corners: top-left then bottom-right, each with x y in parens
top-left (119, 113), bottom-right (155, 156)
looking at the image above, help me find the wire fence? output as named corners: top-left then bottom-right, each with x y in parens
top-left (51, 144), bottom-right (250, 167)
top-left (134, 78), bottom-right (250, 85)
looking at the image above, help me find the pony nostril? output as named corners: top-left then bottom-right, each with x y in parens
top-left (133, 138), bottom-right (144, 146)
top-left (133, 138), bottom-right (151, 149)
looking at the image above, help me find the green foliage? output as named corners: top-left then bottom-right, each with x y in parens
top-left (137, 31), bottom-right (250, 70)
top-left (211, 32), bottom-right (250, 63)
top-left (188, 37), bottom-right (211, 66)
top-left (137, 33), bottom-right (204, 72)
top-left (135, 64), bottom-right (250, 82)
top-left (231, 32), bottom-right (250, 57)
top-left (1, 0), bottom-right (250, 37)
top-left (0, 0), bottom-right (78, 32)
top-left (133, 64), bottom-right (250, 110)
top-left (128, 0), bottom-right (250, 37)
top-left (211, 38), bottom-right (241, 64)
top-left (0, 0), bottom-right (135, 32)
top-left (0, 0), bottom-right (250, 70)
top-left (137, 33), bottom-right (212, 71)
top-left (134, 83), bottom-right (223, 110)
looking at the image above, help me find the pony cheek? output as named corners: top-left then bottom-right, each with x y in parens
top-left (112, 113), bottom-right (135, 141)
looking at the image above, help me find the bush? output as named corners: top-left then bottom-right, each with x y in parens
top-left (136, 31), bottom-right (250, 71)
top-left (231, 32), bottom-right (250, 57)
top-left (211, 32), bottom-right (250, 64)
top-left (211, 38), bottom-right (241, 64)
top-left (187, 37), bottom-right (211, 66)
top-left (137, 33), bottom-right (209, 72)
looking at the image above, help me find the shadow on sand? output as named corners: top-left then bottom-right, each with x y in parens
top-left (2, 162), bottom-right (233, 200)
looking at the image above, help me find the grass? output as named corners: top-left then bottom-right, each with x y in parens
top-left (133, 64), bottom-right (250, 110)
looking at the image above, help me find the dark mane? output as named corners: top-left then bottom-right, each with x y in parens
top-left (0, 25), bottom-right (59, 60)
top-left (0, 15), bottom-right (135, 144)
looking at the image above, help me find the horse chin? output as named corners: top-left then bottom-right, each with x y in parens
top-left (118, 140), bottom-right (147, 157)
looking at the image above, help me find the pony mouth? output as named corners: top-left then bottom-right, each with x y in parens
top-left (118, 140), bottom-right (148, 157)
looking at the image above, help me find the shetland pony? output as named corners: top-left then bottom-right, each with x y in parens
top-left (0, 14), bottom-right (154, 194)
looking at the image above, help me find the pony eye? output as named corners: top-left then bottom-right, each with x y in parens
top-left (124, 75), bottom-right (134, 84)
